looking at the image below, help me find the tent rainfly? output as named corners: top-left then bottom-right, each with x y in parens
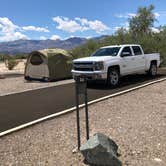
top-left (24, 48), bottom-right (73, 81)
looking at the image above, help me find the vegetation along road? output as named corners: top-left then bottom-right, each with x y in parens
top-left (0, 68), bottom-right (165, 134)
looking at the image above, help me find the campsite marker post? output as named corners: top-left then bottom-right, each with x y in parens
top-left (75, 76), bottom-right (89, 150)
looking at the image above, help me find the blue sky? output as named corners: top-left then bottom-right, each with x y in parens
top-left (0, 0), bottom-right (166, 42)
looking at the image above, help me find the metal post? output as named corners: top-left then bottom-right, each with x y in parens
top-left (84, 80), bottom-right (89, 140)
top-left (74, 76), bottom-right (90, 150)
top-left (75, 80), bottom-right (81, 150)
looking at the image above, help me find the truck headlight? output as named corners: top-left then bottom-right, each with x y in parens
top-left (94, 62), bottom-right (104, 70)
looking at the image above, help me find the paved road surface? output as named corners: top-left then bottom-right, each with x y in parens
top-left (0, 69), bottom-right (166, 133)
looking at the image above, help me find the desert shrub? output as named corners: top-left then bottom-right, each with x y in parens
top-left (0, 55), bottom-right (4, 62)
top-left (14, 54), bottom-right (27, 59)
top-left (5, 58), bottom-right (19, 70)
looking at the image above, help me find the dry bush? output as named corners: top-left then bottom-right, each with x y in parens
top-left (5, 59), bottom-right (19, 70)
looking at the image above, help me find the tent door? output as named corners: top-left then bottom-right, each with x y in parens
top-left (28, 63), bottom-right (49, 79)
top-left (27, 54), bottom-right (49, 79)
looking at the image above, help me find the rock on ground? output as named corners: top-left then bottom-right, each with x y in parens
top-left (80, 133), bottom-right (122, 166)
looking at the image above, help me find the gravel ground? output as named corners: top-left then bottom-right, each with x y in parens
top-left (0, 81), bottom-right (166, 166)
top-left (0, 77), bottom-right (74, 95)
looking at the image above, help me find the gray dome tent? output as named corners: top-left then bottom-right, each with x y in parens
top-left (24, 48), bottom-right (72, 81)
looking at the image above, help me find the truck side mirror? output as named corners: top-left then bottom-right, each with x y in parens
top-left (121, 52), bottom-right (131, 57)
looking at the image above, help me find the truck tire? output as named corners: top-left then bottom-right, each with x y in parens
top-left (107, 68), bottom-right (120, 86)
top-left (148, 62), bottom-right (157, 77)
top-left (43, 77), bottom-right (50, 82)
top-left (24, 76), bottom-right (32, 81)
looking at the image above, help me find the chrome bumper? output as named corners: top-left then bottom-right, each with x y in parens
top-left (71, 70), bottom-right (107, 80)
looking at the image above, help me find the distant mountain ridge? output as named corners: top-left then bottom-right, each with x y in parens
top-left (0, 35), bottom-right (109, 55)
top-left (0, 37), bottom-right (87, 54)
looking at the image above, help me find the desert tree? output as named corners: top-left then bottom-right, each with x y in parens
top-left (129, 5), bottom-right (156, 37)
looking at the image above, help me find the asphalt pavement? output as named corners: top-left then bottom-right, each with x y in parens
top-left (0, 68), bottom-right (166, 133)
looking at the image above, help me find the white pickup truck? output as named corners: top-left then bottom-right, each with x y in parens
top-left (72, 44), bottom-right (160, 86)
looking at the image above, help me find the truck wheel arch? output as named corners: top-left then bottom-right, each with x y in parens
top-left (149, 60), bottom-right (157, 69)
top-left (151, 60), bottom-right (157, 64)
top-left (107, 65), bottom-right (120, 75)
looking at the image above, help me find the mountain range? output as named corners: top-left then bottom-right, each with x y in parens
top-left (0, 36), bottom-right (109, 55)
top-left (0, 37), bottom-right (88, 54)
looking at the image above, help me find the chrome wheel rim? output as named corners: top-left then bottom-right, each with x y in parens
top-left (109, 71), bottom-right (119, 85)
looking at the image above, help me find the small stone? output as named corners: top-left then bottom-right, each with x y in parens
top-left (154, 158), bottom-right (162, 162)
top-left (72, 147), bottom-right (79, 154)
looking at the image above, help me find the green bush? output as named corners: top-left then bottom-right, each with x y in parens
top-left (5, 59), bottom-right (19, 70)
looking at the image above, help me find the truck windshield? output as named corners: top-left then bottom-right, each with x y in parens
top-left (91, 47), bottom-right (120, 57)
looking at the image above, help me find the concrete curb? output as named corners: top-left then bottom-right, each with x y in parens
top-left (0, 77), bottom-right (166, 137)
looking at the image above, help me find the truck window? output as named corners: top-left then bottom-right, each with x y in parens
top-left (91, 47), bottom-right (120, 57)
top-left (132, 46), bottom-right (143, 55)
top-left (121, 47), bottom-right (132, 57)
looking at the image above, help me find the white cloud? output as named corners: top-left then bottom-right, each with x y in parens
top-left (52, 16), bottom-right (110, 33)
top-left (115, 11), bottom-right (164, 19)
top-left (50, 35), bottom-right (61, 40)
top-left (0, 17), bottom-right (28, 42)
top-left (89, 20), bottom-right (110, 33)
top-left (151, 27), bottom-right (160, 33)
top-left (0, 17), bottom-right (51, 42)
top-left (115, 13), bottom-right (136, 19)
top-left (114, 26), bottom-right (121, 31)
top-left (115, 14), bottom-right (124, 18)
top-left (40, 36), bottom-right (47, 40)
top-left (154, 11), bottom-right (166, 18)
top-left (154, 12), bottom-right (160, 18)
top-left (40, 35), bottom-right (61, 40)
top-left (128, 13), bottom-right (136, 18)
top-left (76, 17), bottom-right (110, 33)
top-left (113, 22), bottom-right (130, 33)
top-left (69, 35), bottom-right (75, 38)
top-left (0, 32), bottom-right (28, 42)
top-left (22, 26), bottom-right (49, 32)
top-left (75, 18), bottom-right (89, 25)
top-left (53, 16), bottom-right (85, 33)
top-left (86, 36), bottom-right (92, 39)
top-left (0, 17), bottom-right (18, 33)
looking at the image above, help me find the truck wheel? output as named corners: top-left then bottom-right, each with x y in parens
top-left (24, 76), bottom-right (32, 81)
top-left (107, 68), bottom-right (120, 86)
top-left (148, 63), bottom-right (157, 77)
top-left (43, 77), bottom-right (50, 82)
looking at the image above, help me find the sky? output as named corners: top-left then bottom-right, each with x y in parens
top-left (0, 0), bottom-right (166, 42)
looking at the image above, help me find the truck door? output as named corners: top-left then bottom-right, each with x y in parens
top-left (132, 46), bottom-right (146, 71)
top-left (120, 46), bottom-right (135, 75)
